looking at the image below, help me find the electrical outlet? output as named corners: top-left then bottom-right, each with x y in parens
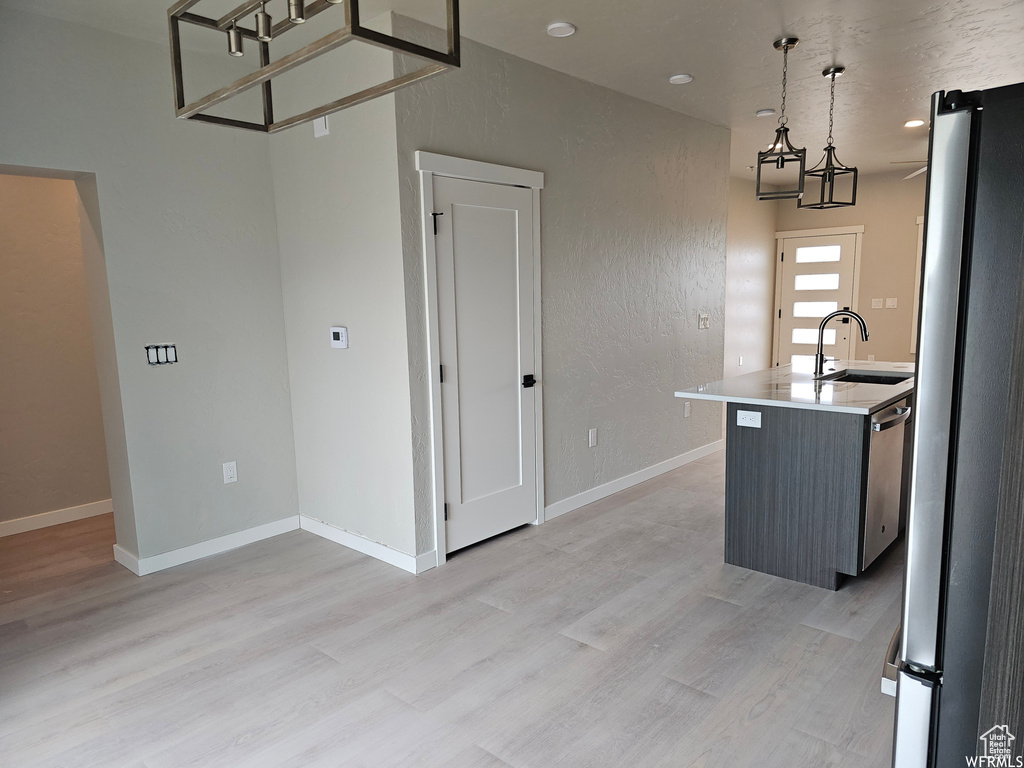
top-left (737, 410), bottom-right (762, 429)
top-left (868, 354), bottom-right (876, 362)
top-left (871, 298), bottom-right (883, 309)
top-left (684, 401), bottom-right (691, 418)
top-left (886, 297), bottom-right (898, 309)
top-left (223, 461), bottom-right (237, 484)
top-left (588, 428), bottom-right (598, 448)
top-left (698, 313), bottom-right (710, 330)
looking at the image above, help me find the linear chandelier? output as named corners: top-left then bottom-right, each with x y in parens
top-left (168, 0), bottom-right (460, 133)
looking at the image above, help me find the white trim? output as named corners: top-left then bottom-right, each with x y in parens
top-left (415, 151), bottom-right (544, 189)
top-left (531, 187), bottom-right (545, 525)
top-left (418, 153), bottom-right (545, 561)
top-left (112, 544), bottom-right (142, 575)
top-left (420, 168), bottom-right (447, 565)
top-left (544, 440), bottom-right (725, 520)
top-left (775, 225), bottom-right (864, 239)
top-left (299, 515), bottom-right (435, 575)
top-left (111, 516), bottom-right (300, 576)
top-left (850, 231), bottom-right (864, 360)
top-left (0, 499), bottom-right (112, 537)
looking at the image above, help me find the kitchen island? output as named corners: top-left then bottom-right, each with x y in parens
top-left (677, 361), bottom-right (915, 590)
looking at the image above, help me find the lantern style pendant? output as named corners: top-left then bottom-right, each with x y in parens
top-left (756, 37), bottom-right (807, 201)
top-left (800, 66), bottom-right (859, 209)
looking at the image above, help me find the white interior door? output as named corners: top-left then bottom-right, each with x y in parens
top-left (434, 175), bottom-right (537, 553)
top-left (775, 233), bottom-right (859, 371)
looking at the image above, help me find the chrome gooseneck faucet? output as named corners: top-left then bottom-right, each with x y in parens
top-left (815, 310), bottom-right (869, 377)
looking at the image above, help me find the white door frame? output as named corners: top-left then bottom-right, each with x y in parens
top-left (772, 225), bottom-right (865, 366)
top-left (415, 151), bottom-right (545, 566)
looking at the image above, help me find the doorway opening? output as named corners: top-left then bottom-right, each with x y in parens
top-left (0, 166), bottom-right (132, 594)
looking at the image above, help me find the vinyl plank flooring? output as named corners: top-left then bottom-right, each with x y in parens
top-left (795, 595), bottom-right (901, 758)
top-left (1, 451), bottom-right (903, 768)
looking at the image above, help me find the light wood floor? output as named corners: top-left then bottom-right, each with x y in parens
top-left (0, 451), bottom-right (901, 768)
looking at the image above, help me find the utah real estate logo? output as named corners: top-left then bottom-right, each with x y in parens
top-left (967, 725), bottom-right (1022, 767)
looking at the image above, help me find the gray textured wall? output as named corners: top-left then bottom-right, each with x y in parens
top-left (0, 175), bottom-right (111, 522)
top-left (269, 23), bottom-right (419, 556)
top-left (392, 17), bottom-right (731, 554)
top-left (724, 178), bottom-right (779, 379)
top-left (0, 10), bottom-right (299, 558)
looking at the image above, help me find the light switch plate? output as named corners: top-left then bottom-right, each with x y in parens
top-left (588, 428), bottom-right (598, 448)
top-left (871, 298), bottom-right (884, 309)
top-left (330, 326), bottom-right (349, 349)
top-left (313, 115), bottom-right (329, 138)
top-left (737, 410), bottom-right (762, 428)
top-left (698, 313), bottom-right (710, 330)
top-left (886, 297), bottom-right (898, 309)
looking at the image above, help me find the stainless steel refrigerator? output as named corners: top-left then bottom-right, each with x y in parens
top-left (893, 82), bottom-right (1024, 767)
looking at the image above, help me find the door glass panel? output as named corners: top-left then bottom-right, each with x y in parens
top-left (795, 273), bottom-right (840, 291)
top-left (795, 245), bottom-right (842, 263)
top-left (793, 301), bottom-right (838, 318)
top-left (793, 328), bottom-right (836, 345)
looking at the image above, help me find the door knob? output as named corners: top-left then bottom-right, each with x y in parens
top-left (522, 374), bottom-right (536, 388)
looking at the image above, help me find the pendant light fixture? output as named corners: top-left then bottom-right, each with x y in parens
top-left (227, 20), bottom-right (243, 57)
top-left (799, 66), bottom-right (859, 209)
top-left (756, 37), bottom-right (806, 201)
top-left (169, 0), bottom-right (460, 134)
top-left (255, 3), bottom-right (272, 42)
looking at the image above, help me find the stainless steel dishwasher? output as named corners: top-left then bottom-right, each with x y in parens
top-left (863, 398), bottom-right (912, 569)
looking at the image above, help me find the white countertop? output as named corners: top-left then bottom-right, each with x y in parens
top-left (675, 360), bottom-right (916, 415)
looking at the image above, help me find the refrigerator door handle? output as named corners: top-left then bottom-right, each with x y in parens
top-left (902, 92), bottom-right (973, 670)
top-left (893, 670), bottom-right (938, 768)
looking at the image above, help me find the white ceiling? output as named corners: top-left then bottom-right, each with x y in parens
top-left (5, 0), bottom-right (1023, 176)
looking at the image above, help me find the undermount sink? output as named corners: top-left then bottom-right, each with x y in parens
top-left (825, 370), bottom-right (915, 385)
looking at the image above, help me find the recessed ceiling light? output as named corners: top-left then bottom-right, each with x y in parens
top-left (669, 73), bottom-right (694, 85)
top-left (547, 22), bottom-right (576, 37)
top-left (905, 119), bottom-right (926, 128)
top-left (755, 108), bottom-right (776, 118)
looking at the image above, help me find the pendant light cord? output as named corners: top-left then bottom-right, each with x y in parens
top-left (779, 44), bottom-right (790, 126)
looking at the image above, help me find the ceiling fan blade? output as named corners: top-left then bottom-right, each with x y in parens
top-left (903, 166), bottom-right (928, 180)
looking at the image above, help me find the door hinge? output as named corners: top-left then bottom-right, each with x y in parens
top-left (431, 211), bottom-right (444, 235)
top-left (781, 252), bottom-right (785, 262)
top-left (443, 503), bottom-right (448, 521)
top-left (439, 364), bottom-right (444, 383)
top-left (779, 308), bottom-right (782, 319)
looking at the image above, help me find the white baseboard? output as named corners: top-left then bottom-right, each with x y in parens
top-left (544, 439), bottom-right (725, 521)
top-left (0, 499), bottom-right (113, 538)
top-left (112, 516), bottom-right (300, 576)
top-left (299, 515), bottom-right (436, 575)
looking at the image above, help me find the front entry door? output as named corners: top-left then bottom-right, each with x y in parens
top-left (775, 233), bottom-right (859, 371)
top-left (433, 175), bottom-right (538, 553)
